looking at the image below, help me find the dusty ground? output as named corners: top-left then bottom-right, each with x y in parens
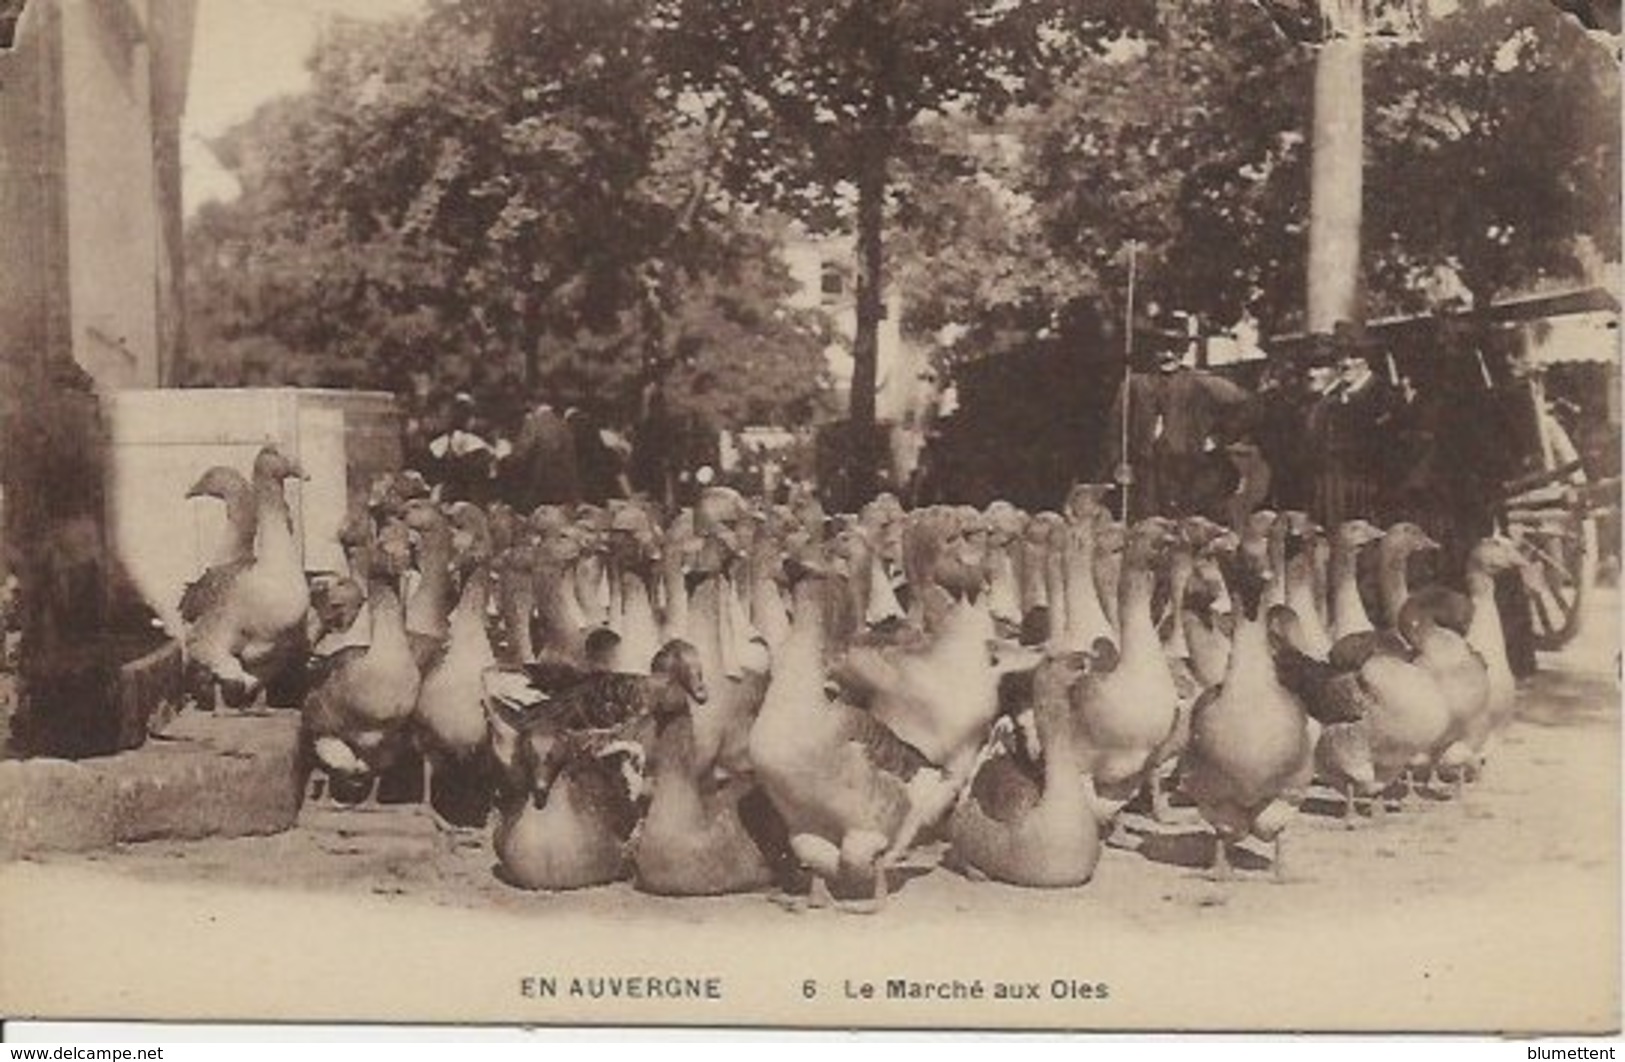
top-left (1, 594), bottom-right (1619, 1033)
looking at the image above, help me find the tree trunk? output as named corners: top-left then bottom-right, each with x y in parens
top-left (1307, 14), bottom-right (1364, 332)
top-left (848, 141), bottom-right (887, 508)
top-left (520, 292), bottom-right (543, 391)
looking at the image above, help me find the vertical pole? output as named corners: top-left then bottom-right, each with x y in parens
top-left (1119, 242), bottom-right (1137, 522)
top-left (1307, 1), bottom-right (1365, 332)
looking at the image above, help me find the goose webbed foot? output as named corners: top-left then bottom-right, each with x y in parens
top-left (768, 875), bottom-right (832, 914)
top-left (1149, 770), bottom-right (1174, 825)
top-left (835, 830), bottom-right (890, 914)
top-left (1342, 787), bottom-right (1364, 830)
top-left (426, 812), bottom-right (486, 859)
top-left (836, 870), bottom-right (888, 916)
top-left (772, 834), bottom-right (843, 914)
top-left (1209, 836), bottom-right (1235, 882)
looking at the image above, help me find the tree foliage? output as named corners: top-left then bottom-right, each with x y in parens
top-left (1365, 0), bottom-right (1621, 312)
top-left (185, 3), bottom-right (829, 432)
top-left (655, 0), bottom-right (1151, 501)
top-left (184, 0), bottom-right (1620, 468)
top-left (1020, 2), bottom-right (1313, 336)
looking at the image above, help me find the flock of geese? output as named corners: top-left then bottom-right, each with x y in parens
top-left (176, 446), bottom-right (1536, 910)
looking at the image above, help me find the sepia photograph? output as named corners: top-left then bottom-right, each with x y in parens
top-left (0, 0), bottom-right (1619, 1037)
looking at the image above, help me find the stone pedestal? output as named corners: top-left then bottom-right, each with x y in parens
top-left (0, 710), bottom-right (306, 858)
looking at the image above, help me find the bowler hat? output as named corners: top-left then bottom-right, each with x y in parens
top-left (1330, 319), bottom-right (1378, 355)
top-left (1303, 333), bottom-right (1337, 368)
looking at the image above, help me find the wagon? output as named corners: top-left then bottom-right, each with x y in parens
top-left (1489, 288), bottom-right (1620, 651)
top-left (1498, 390), bottom-right (1620, 651)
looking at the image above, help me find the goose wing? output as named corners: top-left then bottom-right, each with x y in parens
top-left (179, 559), bottom-right (251, 624)
top-left (841, 703), bottom-right (933, 781)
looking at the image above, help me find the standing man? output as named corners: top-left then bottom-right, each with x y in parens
top-left (1104, 325), bottom-right (1252, 520)
top-left (513, 400), bottom-right (580, 509)
top-left (1307, 320), bottom-right (1399, 529)
top-left (427, 393), bottom-right (497, 505)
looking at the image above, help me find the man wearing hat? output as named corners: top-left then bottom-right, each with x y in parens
top-left (427, 392), bottom-right (498, 504)
top-left (1103, 316), bottom-right (1251, 520)
top-left (513, 399), bottom-right (581, 509)
top-left (1307, 320), bottom-right (1400, 528)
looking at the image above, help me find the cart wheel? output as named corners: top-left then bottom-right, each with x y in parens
top-left (1504, 483), bottom-right (1595, 653)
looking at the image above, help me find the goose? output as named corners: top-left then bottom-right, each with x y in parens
top-left (982, 501), bottom-right (1027, 635)
top-left (684, 537), bottom-right (771, 783)
top-left (1456, 536), bottom-right (1534, 771)
top-left (1181, 547), bottom-right (1236, 691)
top-left (1092, 520), bottom-right (1127, 637)
top-left (181, 465), bottom-right (257, 707)
top-left (401, 498), bottom-right (457, 673)
top-left (605, 502), bottom-right (664, 675)
top-left (1397, 591), bottom-right (1490, 794)
top-left (743, 517), bottom-right (792, 656)
top-left (1179, 518), bottom-right (1315, 880)
top-left (301, 518), bottom-right (422, 786)
top-left (186, 466), bottom-right (256, 567)
top-left (1055, 491), bottom-right (1116, 652)
top-left (482, 640), bottom-right (705, 891)
top-left (683, 488), bottom-right (772, 781)
top-left (1329, 519), bottom-right (1385, 642)
top-left (180, 446), bottom-right (311, 707)
top-left (1068, 518), bottom-right (1181, 822)
top-left (948, 649), bottom-right (1101, 887)
top-left (1370, 522), bottom-right (1442, 632)
top-left (1282, 513), bottom-right (1334, 660)
top-left (830, 513), bottom-right (1001, 788)
top-left (412, 503), bottom-right (500, 831)
top-left (633, 698), bottom-right (787, 897)
top-left (747, 544), bottom-right (955, 912)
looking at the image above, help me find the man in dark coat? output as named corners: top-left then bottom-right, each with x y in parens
top-left (1104, 334), bottom-right (1252, 520)
top-left (513, 401), bottom-right (580, 509)
top-left (1308, 321), bottom-right (1400, 529)
top-left (426, 393), bottom-right (498, 505)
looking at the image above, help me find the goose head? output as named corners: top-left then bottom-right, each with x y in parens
top-left (1225, 511), bottom-right (1278, 620)
top-left (650, 638), bottom-right (708, 707)
top-left (1480, 533), bottom-right (1545, 595)
top-left (371, 518), bottom-right (416, 580)
top-left (1381, 521), bottom-right (1441, 559)
top-left (1063, 482), bottom-right (1114, 525)
top-left (185, 465), bottom-right (250, 501)
top-left (1094, 517), bottom-right (1128, 561)
top-left (366, 470), bottom-right (429, 518)
top-left (607, 501), bottom-right (661, 570)
top-left (252, 446), bottom-right (308, 484)
top-left (446, 502), bottom-right (493, 574)
top-left (1334, 518), bottom-right (1384, 552)
top-left (983, 500), bottom-right (1027, 549)
top-left (1124, 516), bottom-right (1177, 570)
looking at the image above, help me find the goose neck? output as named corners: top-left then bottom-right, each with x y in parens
top-left (1116, 562), bottom-right (1156, 647)
top-left (1377, 546), bottom-right (1411, 626)
top-left (368, 576), bottom-right (409, 650)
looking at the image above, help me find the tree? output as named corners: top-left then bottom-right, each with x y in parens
top-left (657, 0), bottom-right (1149, 503)
top-left (186, 4), bottom-right (829, 432)
top-left (1023, 2), bottom-right (1313, 337)
top-left (1364, 0), bottom-right (1621, 315)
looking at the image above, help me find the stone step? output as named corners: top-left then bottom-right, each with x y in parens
top-left (0, 709), bottom-right (304, 858)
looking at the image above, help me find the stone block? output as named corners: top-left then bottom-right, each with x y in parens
top-left (0, 757), bottom-right (120, 857)
top-left (0, 709), bottom-right (305, 858)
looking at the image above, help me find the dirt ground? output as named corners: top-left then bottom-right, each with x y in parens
top-left (1, 593), bottom-right (1619, 1033)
